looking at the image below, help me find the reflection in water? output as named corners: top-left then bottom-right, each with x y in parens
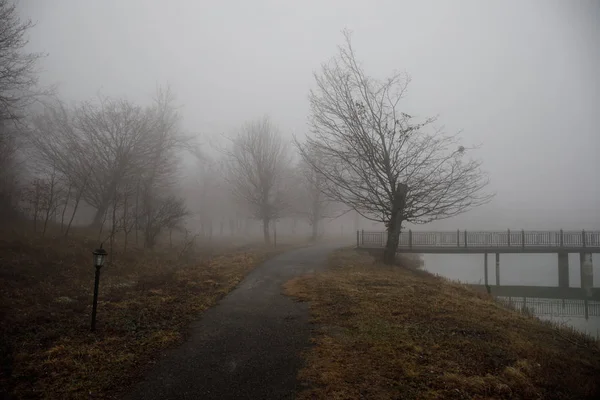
top-left (422, 253), bottom-right (600, 338)
top-left (496, 297), bottom-right (600, 318)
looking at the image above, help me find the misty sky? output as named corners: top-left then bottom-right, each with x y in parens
top-left (19, 0), bottom-right (600, 230)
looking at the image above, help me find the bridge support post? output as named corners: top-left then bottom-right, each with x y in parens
top-left (495, 253), bottom-right (500, 286)
top-left (580, 253), bottom-right (593, 297)
top-left (557, 252), bottom-right (569, 288)
top-left (484, 252), bottom-right (489, 287)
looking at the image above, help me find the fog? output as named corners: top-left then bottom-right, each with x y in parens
top-left (12, 1), bottom-right (600, 332)
top-left (19, 0), bottom-right (599, 231)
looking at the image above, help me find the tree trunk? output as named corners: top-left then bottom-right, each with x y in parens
top-left (33, 200), bottom-right (38, 233)
top-left (64, 188), bottom-right (83, 237)
top-left (311, 221), bottom-right (319, 242)
top-left (91, 203), bottom-right (108, 227)
top-left (60, 183), bottom-right (72, 232)
top-left (134, 180), bottom-right (140, 245)
top-left (384, 183), bottom-right (408, 265)
top-left (97, 209), bottom-right (108, 241)
top-left (123, 231), bottom-right (129, 253)
top-left (263, 218), bottom-right (271, 244)
top-left (145, 229), bottom-right (156, 249)
top-left (383, 210), bottom-right (402, 265)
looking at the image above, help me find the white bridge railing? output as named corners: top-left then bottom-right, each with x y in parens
top-left (358, 230), bottom-right (600, 249)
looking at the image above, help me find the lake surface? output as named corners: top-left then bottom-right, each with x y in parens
top-left (422, 253), bottom-right (600, 338)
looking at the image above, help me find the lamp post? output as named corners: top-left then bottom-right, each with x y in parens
top-left (91, 245), bottom-right (108, 332)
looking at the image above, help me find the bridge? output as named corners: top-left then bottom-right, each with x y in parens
top-left (356, 229), bottom-right (600, 253)
top-left (356, 229), bottom-right (599, 299)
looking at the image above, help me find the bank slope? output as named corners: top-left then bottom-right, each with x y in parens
top-left (284, 249), bottom-right (600, 400)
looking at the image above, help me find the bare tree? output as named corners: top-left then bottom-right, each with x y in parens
top-left (27, 97), bottom-right (143, 226)
top-left (0, 0), bottom-right (47, 123)
top-left (298, 31), bottom-right (492, 264)
top-left (22, 177), bottom-right (43, 231)
top-left (21, 168), bottom-right (65, 236)
top-left (0, 1), bottom-right (49, 219)
top-left (28, 87), bottom-right (189, 232)
top-left (39, 165), bottom-right (64, 236)
top-left (62, 166), bottom-right (92, 237)
top-left (225, 116), bottom-right (290, 244)
top-left (76, 96), bottom-right (157, 226)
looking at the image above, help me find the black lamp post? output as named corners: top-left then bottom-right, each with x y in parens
top-left (91, 245), bottom-right (108, 332)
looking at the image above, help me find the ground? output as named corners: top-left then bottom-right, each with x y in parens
top-left (284, 249), bottom-right (600, 400)
top-left (5, 236), bottom-right (599, 400)
top-left (0, 227), bottom-right (309, 400)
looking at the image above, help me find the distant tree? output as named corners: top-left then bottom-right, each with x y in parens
top-left (28, 88), bottom-right (191, 249)
top-left (292, 148), bottom-right (335, 241)
top-left (29, 97), bottom-right (148, 226)
top-left (225, 116), bottom-right (290, 244)
top-left (191, 158), bottom-right (223, 238)
top-left (298, 31), bottom-right (492, 264)
top-left (135, 88), bottom-right (189, 247)
top-left (29, 88), bottom-right (188, 229)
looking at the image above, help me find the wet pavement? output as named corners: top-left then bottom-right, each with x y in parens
top-left (124, 245), bottom-right (335, 400)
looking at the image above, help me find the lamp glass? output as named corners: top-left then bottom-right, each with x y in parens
top-left (95, 253), bottom-right (105, 267)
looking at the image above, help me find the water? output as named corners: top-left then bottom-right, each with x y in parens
top-left (422, 253), bottom-right (600, 338)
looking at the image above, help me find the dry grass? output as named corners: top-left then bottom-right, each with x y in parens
top-left (284, 249), bottom-right (600, 400)
top-left (0, 226), bottom-right (298, 399)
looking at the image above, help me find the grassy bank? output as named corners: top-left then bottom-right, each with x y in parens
top-left (284, 249), bottom-right (600, 400)
top-left (0, 228), bottom-right (296, 399)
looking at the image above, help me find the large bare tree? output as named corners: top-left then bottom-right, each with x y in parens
top-left (298, 32), bottom-right (492, 264)
top-left (225, 116), bottom-right (290, 244)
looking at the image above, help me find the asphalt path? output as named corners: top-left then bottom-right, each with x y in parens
top-left (124, 245), bottom-right (336, 400)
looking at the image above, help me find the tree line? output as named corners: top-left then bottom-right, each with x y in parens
top-left (0, 1), bottom-right (491, 263)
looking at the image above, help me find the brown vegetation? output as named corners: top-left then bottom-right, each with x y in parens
top-left (284, 249), bottom-right (600, 400)
top-left (0, 226), bottom-right (296, 399)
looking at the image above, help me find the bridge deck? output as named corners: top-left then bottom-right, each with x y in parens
top-left (358, 230), bottom-right (600, 253)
